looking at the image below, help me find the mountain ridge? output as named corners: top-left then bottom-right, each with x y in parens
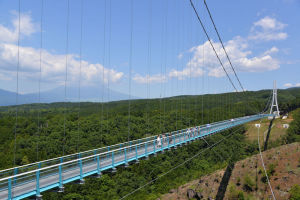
top-left (0, 85), bottom-right (136, 106)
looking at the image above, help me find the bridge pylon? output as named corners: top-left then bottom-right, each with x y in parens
top-left (270, 80), bottom-right (280, 118)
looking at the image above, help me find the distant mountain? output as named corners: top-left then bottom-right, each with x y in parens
top-left (0, 86), bottom-right (135, 106)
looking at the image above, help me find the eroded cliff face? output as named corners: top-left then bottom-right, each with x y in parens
top-left (160, 142), bottom-right (300, 200)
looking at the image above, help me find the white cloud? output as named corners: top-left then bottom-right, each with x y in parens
top-left (133, 73), bottom-right (167, 84)
top-left (249, 32), bottom-right (287, 41)
top-left (0, 11), bottom-right (37, 43)
top-left (283, 83), bottom-right (293, 87)
top-left (178, 53), bottom-right (183, 59)
top-left (283, 83), bottom-right (300, 87)
top-left (253, 16), bottom-right (286, 31)
top-left (0, 12), bottom-right (123, 86)
top-left (181, 37), bottom-right (279, 78)
top-left (0, 43), bottom-right (123, 84)
top-left (263, 46), bottom-right (279, 55)
top-left (169, 66), bottom-right (204, 79)
top-left (249, 16), bottom-right (288, 41)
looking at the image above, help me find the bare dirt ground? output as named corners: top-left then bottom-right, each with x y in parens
top-left (160, 142), bottom-right (300, 200)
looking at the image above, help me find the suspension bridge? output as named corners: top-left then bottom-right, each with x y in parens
top-left (0, 113), bottom-right (273, 200)
top-left (0, 0), bottom-right (282, 199)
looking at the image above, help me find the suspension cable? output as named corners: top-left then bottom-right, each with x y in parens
top-left (13, 0), bottom-right (21, 169)
top-left (175, 0), bottom-right (180, 130)
top-left (77, 0), bottom-right (84, 153)
top-left (106, 0), bottom-right (112, 138)
top-left (100, 0), bottom-right (107, 146)
top-left (189, 0), bottom-right (238, 92)
top-left (146, 0), bottom-right (152, 136)
top-left (257, 120), bottom-right (276, 200)
top-left (128, 0), bottom-right (133, 142)
top-left (163, 0), bottom-right (168, 133)
top-left (36, 0), bottom-right (44, 162)
top-left (63, 0), bottom-right (70, 157)
top-left (203, 0), bottom-right (245, 92)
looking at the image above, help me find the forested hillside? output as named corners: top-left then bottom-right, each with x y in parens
top-left (0, 88), bottom-right (300, 199)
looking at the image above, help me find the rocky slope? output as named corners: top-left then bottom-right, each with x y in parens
top-left (160, 142), bottom-right (300, 200)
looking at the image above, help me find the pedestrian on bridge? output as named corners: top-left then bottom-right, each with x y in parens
top-left (168, 133), bottom-right (172, 144)
top-left (157, 135), bottom-right (161, 148)
top-left (162, 134), bottom-right (167, 145)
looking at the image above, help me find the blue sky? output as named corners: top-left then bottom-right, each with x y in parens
top-left (0, 0), bottom-right (299, 99)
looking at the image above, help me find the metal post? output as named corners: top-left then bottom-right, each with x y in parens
top-left (107, 147), bottom-right (110, 159)
top-left (96, 155), bottom-right (101, 177)
top-left (111, 151), bottom-right (117, 173)
top-left (13, 168), bottom-right (18, 185)
top-left (8, 178), bottom-right (12, 200)
top-left (153, 140), bottom-right (156, 154)
top-left (78, 153), bottom-right (81, 166)
top-left (161, 136), bottom-right (163, 152)
top-left (79, 157), bottom-right (83, 184)
top-left (94, 150), bottom-right (97, 161)
top-left (145, 142), bottom-right (148, 156)
top-left (129, 141), bottom-right (132, 153)
top-left (135, 144), bottom-right (138, 160)
top-left (173, 134), bottom-right (175, 146)
top-left (36, 162), bottom-right (41, 197)
top-left (112, 151), bottom-right (115, 167)
top-left (124, 148), bottom-right (128, 164)
top-left (58, 157), bottom-right (64, 192)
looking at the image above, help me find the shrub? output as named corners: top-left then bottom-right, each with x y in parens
top-left (236, 177), bottom-right (241, 186)
top-left (228, 184), bottom-right (245, 200)
top-left (261, 174), bottom-right (267, 184)
top-left (267, 163), bottom-right (276, 176)
top-left (243, 174), bottom-right (254, 191)
top-left (289, 184), bottom-right (300, 200)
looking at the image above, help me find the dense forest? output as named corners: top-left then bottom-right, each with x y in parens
top-left (0, 88), bottom-right (300, 199)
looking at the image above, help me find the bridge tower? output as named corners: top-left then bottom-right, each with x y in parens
top-left (270, 80), bottom-right (280, 118)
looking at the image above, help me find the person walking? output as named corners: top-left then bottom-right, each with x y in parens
top-left (157, 135), bottom-right (161, 148)
top-left (162, 134), bottom-right (166, 145)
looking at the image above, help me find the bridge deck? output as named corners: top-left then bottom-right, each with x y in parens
top-left (0, 114), bottom-right (270, 200)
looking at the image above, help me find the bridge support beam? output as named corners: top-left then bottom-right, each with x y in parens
top-left (13, 168), bottom-right (18, 185)
top-left (111, 151), bottom-right (117, 173)
top-left (96, 155), bottom-right (102, 178)
top-left (8, 178), bottom-right (12, 200)
top-left (79, 155), bottom-right (84, 184)
top-left (124, 148), bottom-right (129, 168)
top-left (36, 162), bottom-right (41, 198)
top-left (145, 143), bottom-right (149, 160)
top-left (153, 140), bottom-right (157, 157)
top-left (58, 158), bottom-right (64, 193)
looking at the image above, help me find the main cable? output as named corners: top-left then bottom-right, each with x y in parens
top-left (203, 0), bottom-right (245, 92)
top-left (189, 0), bottom-right (238, 92)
